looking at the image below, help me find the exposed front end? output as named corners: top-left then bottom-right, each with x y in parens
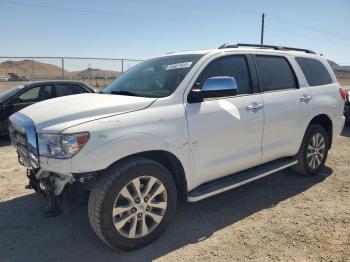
top-left (8, 113), bottom-right (75, 216)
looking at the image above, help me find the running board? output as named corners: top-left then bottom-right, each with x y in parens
top-left (187, 157), bottom-right (297, 202)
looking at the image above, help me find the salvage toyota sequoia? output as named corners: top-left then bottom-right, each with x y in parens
top-left (9, 43), bottom-right (346, 250)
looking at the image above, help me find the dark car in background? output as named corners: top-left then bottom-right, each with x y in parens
top-left (0, 80), bottom-right (96, 135)
top-left (345, 89), bottom-right (350, 125)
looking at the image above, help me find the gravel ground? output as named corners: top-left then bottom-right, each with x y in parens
top-left (0, 128), bottom-right (349, 262)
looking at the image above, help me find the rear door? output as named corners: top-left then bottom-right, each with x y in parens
top-left (253, 54), bottom-right (314, 162)
top-left (186, 54), bottom-right (265, 186)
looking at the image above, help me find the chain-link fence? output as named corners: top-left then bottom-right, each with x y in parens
top-left (0, 57), bottom-right (144, 92)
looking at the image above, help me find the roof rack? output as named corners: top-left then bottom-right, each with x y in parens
top-left (218, 43), bottom-right (316, 54)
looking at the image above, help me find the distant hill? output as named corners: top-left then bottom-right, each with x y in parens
top-left (71, 68), bottom-right (121, 79)
top-left (0, 59), bottom-right (121, 80)
top-left (328, 60), bottom-right (350, 78)
top-left (0, 59), bottom-right (72, 79)
top-left (328, 60), bottom-right (350, 71)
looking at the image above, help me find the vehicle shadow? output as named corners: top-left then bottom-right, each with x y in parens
top-left (341, 126), bottom-right (350, 137)
top-left (0, 135), bottom-right (10, 147)
top-left (0, 167), bottom-right (332, 262)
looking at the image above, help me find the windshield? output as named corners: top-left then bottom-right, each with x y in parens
top-left (0, 85), bottom-right (24, 103)
top-left (102, 54), bottom-right (203, 98)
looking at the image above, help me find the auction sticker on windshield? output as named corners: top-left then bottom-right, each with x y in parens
top-left (166, 62), bottom-right (192, 70)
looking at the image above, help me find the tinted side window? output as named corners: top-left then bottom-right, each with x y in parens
top-left (39, 85), bottom-right (53, 100)
top-left (255, 55), bottom-right (298, 92)
top-left (196, 55), bottom-right (252, 95)
top-left (55, 84), bottom-right (84, 97)
top-left (18, 86), bottom-right (40, 102)
top-left (295, 57), bottom-right (333, 86)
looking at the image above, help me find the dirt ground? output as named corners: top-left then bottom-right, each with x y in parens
top-left (0, 128), bottom-right (349, 262)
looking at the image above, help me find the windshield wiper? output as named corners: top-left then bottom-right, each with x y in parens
top-left (110, 90), bottom-right (139, 96)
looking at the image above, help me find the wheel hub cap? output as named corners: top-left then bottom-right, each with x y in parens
top-left (112, 176), bottom-right (167, 239)
top-left (138, 203), bottom-right (146, 212)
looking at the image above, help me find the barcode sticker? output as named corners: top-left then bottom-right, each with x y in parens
top-left (166, 62), bottom-right (192, 70)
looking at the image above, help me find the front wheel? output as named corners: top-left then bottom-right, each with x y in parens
top-left (88, 157), bottom-right (177, 250)
top-left (292, 124), bottom-right (329, 176)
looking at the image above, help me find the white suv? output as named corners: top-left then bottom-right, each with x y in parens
top-left (9, 43), bottom-right (346, 250)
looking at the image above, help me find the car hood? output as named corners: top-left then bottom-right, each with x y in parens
top-left (18, 93), bottom-right (156, 133)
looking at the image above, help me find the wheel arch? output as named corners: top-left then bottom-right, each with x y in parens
top-left (108, 150), bottom-right (188, 202)
top-left (308, 114), bottom-right (333, 149)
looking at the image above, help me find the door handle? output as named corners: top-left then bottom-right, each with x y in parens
top-left (300, 94), bottom-right (312, 103)
top-left (246, 102), bottom-right (264, 112)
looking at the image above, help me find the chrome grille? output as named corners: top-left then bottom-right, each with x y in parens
top-left (9, 113), bottom-right (39, 169)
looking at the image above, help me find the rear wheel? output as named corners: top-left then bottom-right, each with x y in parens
top-left (88, 157), bottom-right (177, 250)
top-left (345, 113), bottom-right (350, 126)
top-left (292, 124), bottom-right (329, 176)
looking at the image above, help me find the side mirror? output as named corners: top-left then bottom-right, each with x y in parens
top-left (188, 76), bottom-right (238, 103)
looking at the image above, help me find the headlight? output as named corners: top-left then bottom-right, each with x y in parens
top-left (38, 132), bottom-right (89, 159)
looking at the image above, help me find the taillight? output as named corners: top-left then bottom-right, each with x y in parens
top-left (339, 88), bottom-right (346, 101)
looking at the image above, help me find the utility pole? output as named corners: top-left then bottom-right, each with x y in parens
top-left (260, 13), bottom-right (265, 45)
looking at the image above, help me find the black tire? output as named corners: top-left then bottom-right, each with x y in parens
top-left (345, 113), bottom-right (350, 126)
top-left (292, 124), bottom-right (329, 176)
top-left (88, 157), bottom-right (177, 250)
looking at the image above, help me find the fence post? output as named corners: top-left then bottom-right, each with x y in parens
top-left (88, 64), bottom-right (92, 85)
top-left (31, 60), bottom-right (34, 80)
top-left (121, 59), bottom-right (124, 72)
top-left (61, 58), bottom-right (65, 79)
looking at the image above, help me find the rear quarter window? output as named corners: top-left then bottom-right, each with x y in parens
top-left (295, 57), bottom-right (333, 86)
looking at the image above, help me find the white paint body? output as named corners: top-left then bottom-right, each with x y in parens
top-left (19, 48), bottom-right (345, 192)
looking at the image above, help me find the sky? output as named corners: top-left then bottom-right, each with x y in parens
top-left (0, 0), bottom-right (350, 70)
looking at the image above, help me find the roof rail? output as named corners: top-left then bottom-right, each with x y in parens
top-left (218, 43), bottom-right (316, 54)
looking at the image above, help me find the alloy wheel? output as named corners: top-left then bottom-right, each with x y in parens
top-left (307, 132), bottom-right (326, 169)
top-left (112, 176), bottom-right (167, 239)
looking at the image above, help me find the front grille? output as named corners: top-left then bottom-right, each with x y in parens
top-left (9, 113), bottom-right (39, 169)
top-left (9, 122), bottom-right (31, 167)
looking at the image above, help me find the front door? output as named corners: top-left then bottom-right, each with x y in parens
top-left (186, 54), bottom-right (264, 186)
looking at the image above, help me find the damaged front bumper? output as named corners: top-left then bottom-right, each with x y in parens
top-left (27, 169), bottom-right (73, 196)
top-left (9, 112), bottom-right (96, 216)
top-left (8, 113), bottom-right (75, 216)
top-left (26, 168), bottom-right (74, 216)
